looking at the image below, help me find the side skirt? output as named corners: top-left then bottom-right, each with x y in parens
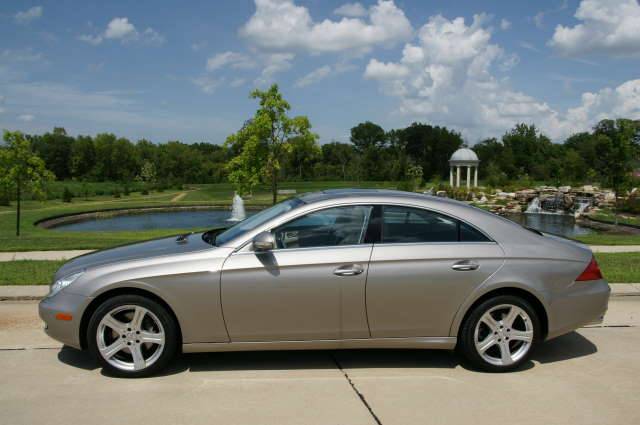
top-left (183, 336), bottom-right (457, 353)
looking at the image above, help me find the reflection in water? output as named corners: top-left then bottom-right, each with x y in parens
top-left (505, 213), bottom-right (592, 237)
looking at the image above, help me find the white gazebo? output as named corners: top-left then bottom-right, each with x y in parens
top-left (449, 148), bottom-right (480, 188)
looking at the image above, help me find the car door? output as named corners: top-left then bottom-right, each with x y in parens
top-left (366, 205), bottom-right (504, 338)
top-left (221, 205), bottom-right (373, 342)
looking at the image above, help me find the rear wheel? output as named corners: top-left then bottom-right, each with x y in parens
top-left (87, 295), bottom-right (179, 378)
top-left (458, 295), bottom-right (540, 372)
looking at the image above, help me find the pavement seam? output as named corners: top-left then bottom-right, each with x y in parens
top-left (331, 353), bottom-right (383, 425)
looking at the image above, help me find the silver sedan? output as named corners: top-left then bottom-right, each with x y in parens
top-left (39, 189), bottom-right (610, 377)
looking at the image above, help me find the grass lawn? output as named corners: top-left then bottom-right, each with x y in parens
top-left (0, 260), bottom-right (65, 285)
top-left (574, 233), bottom-right (640, 245)
top-left (595, 253), bottom-right (640, 283)
top-left (1, 252), bottom-right (637, 285)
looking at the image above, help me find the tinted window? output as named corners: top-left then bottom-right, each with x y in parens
top-left (383, 206), bottom-right (457, 243)
top-left (274, 206), bottom-right (373, 249)
top-left (381, 206), bottom-right (491, 243)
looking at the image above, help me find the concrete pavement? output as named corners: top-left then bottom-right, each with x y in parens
top-left (0, 299), bottom-right (639, 425)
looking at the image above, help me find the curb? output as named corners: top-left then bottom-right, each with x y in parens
top-left (1, 284), bottom-right (639, 302)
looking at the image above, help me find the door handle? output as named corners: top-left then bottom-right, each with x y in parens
top-left (451, 260), bottom-right (479, 271)
top-left (333, 264), bottom-right (364, 276)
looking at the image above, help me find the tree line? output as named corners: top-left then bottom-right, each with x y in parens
top-left (2, 85), bottom-right (639, 200)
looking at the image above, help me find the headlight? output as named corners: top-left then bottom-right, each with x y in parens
top-left (48, 272), bottom-right (84, 298)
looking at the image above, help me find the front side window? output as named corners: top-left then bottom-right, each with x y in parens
top-left (274, 206), bottom-right (373, 249)
top-left (214, 197), bottom-right (305, 246)
top-left (381, 206), bottom-right (490, 243)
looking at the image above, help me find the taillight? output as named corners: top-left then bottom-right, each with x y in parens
top-left (576, 257), bottom-right (603, 281)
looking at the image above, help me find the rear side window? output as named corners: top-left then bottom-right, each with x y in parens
top-left (381, 206), bottom-right (490, 243)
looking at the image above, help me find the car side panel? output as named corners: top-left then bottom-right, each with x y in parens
top-left (366, 243), bottom-right (504, 337)
top-left (66, 249), bottom-right (232, 344)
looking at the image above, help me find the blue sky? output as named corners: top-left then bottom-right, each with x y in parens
top-left (1, 0), bottom-right (639, 144)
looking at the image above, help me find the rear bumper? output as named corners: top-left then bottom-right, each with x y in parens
top-left (38, 291), bottom-right (91, 349)
top-left (546, 279), bottom-right (610, 340)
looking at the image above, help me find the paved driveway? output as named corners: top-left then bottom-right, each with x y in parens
top-left (1, 299), bottom-right (639, 425)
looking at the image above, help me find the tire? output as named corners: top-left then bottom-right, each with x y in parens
top-left (87, 294), bottom-right (179, 378)
top-left (458, 295), bottom-right (541, 372)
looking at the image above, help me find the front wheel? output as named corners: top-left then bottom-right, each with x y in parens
top-left (458, 295), bottom-right (540, 372)
top-left (87, 295), bottom-right (179, 378)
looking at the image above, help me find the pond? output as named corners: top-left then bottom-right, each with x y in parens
top-left (51, 210), bottom-right (255, 232)
top-left (505, 213), bottom-right (592, 238)
top-left (50, 207), bottom-right (591, 238)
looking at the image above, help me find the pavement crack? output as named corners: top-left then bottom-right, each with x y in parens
top-left (331, 353), bottom-right (383, 425)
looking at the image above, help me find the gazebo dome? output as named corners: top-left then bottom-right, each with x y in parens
top-left (449, 148), bottom-right (479, 164)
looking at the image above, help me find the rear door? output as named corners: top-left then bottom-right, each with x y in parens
top-left (366, 205), bottom-right (504, 338)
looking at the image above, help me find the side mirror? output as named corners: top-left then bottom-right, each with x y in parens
top-left (252, 231), bottom-right (275, 252)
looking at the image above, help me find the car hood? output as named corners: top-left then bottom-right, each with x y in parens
top-left (54, 232), bottom-right (214, 281)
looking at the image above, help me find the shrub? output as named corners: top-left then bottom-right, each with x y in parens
top-left (141, 188), bottom-right (149, 195)
top-left (112, 187), bottom-right (121, 198)
top-left (123, 185), bottom-right (130, 196)
top-left (62, 187), bottom-right (73, 203)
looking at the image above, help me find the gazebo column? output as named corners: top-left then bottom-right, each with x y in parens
top-left (449, 167), bottom-right (453, 186)
top-left (466, 166), bottom-right (471, 188)
top-left (456, 166), bottom-right (461, 187)
top-left (474, 166), bottom-right (478, 187)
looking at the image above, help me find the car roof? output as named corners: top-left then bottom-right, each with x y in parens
top-left (298, 188), bottom-right (461, 207)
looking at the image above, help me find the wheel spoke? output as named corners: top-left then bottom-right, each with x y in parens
top-left (130, 307), bottom-right (146, 330)
top-left (100, 340), bottom-right (126, 359)
top-left (503, 306), bottom-right (519, 328)
top-left (499, 342), bottom-right (513, 365)
top-left (476, 335), bottom-right (498, 353)
top-left (102, 314), bottom-right (127, 334)
top-left (481, 314), bottom-right (499, 332)
top-left (139, 331), bottom-right (164, 345)
top-left (130, 345), bottom-right (146, 370)
top-left (510, 329), bottom-right (533, 342)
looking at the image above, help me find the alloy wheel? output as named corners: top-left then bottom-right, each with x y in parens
top-left (96, 305), bottom-right (165, 372)
top-left (473, 304), bottom-right (534, 367)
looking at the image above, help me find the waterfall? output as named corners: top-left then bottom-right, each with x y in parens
top-left (227, 193), bottom-right (246, 222)
top-left (525, 197), bottom-right (542, 214)
top-left (574, 201), bottom-right (589, 218)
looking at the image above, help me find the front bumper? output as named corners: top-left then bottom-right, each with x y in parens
top-left (546, 278), bottom-right (610, 340)
top-left (38, 291), bottom-right (92, 349)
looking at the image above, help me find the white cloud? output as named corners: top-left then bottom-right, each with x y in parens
top-left (1, 48), bottom-right (43, 63)
top-left (550, 0), bottom-right (640, 57)
top-left (295, 65), bottom-right (332, 87)
top-left (79, 17), bottom-right (165, 46)
top-left (256, 53), bottom-right (295, 86)
top-left (240, 0), bottom-right (413, 54)
top-left (364, 13), bottom-right (640, 141)
top-left (105, 17), bottom-right (136, 40)
top-left (192, 76), bottom-right (222, 94)
top-left (500, 18), bottom-right (511, 30)
top-left (334, 3), bottom-right (367, 18)
top-left (566, 79), bottom-right (640, 129)
top-left (520, 41), bottom-right (541, 53)
top-left (18, 114), bottom-right (35, 122)
top-left (206, 51), bottom-right (255, 71)
top-left (14, 6), bottom-right (42, 24)
top-left (533, 12), bottom-right (545, 29)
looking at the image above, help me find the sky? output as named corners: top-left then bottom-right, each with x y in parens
top-left (1, 0), bottom-right (639, 145)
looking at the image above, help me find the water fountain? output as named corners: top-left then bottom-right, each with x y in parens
top-left (228, 193), bottom-right (246, 222)
top-left (525, 197), bottom-right (542, 214)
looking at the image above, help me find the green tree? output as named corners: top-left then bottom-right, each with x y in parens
top-left (593, 119), bottom-right (640, 223)
top-left (322, 141), bottom-right (355, 180)
top-left (226, 84), bottom-right (318, 203)
top-left (288, 135), bottom-right (321, 180)
top-left (350, 121), bottom-right (387, 180)
top-left (0, 131), bottom-right (55, 236)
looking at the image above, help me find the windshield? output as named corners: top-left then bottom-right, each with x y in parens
top-left (213, 197), bottom-right (305, 246)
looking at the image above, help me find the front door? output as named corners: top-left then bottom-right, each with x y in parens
top-left (221, 205), bottom-right (373, 342)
